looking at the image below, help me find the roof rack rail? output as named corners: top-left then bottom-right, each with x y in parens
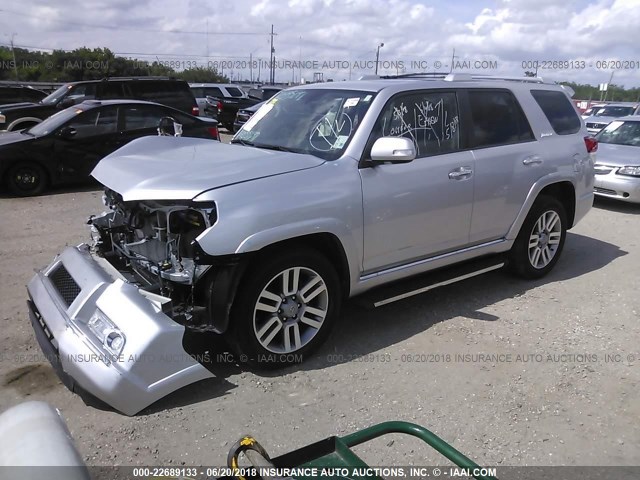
top-left (98, 76), bottom-right (175, 81)
top-left (447, 73), bottom-right (549, 84)
top-left (379, 72), bottom-right (450, 79)
top-left (375, 72), bottom-right (556, 85)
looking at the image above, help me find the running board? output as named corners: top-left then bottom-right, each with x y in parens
top-left (356, 255), bottom-right (506, 308)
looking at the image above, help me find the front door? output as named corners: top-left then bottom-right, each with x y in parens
top-left (53, 106), bottom-right (121, 180)
top-left (360, 90), bottom-right (475, 273)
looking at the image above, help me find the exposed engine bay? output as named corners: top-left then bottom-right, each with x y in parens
top-left (88, 188), bottom-right (219, 328)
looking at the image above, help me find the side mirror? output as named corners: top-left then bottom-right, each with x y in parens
top-left (58, 126), bottom-right (77, 139)
top-left (157, 117), bottom-right (183, 137)
top-left (369, 137), bottom-right (416, 164)
top-left (58, 97), bottom-right (78, 109)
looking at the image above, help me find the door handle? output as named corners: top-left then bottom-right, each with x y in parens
top-left (448, 166), bottom-right (473, 180)
top-left (522, 155), bottom-right (543, 165)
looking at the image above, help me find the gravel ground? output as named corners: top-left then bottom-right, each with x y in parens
top-left (0, 180), bottom-right (639, 472)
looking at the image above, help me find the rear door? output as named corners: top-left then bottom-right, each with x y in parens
top-left (360, 89), bottom-right (475, 272)
top-left (119, 104), bottom-right (169, 143)
top-left (462, 89), bottom-right (543, 244)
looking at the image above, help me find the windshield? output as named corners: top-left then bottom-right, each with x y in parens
top-left (27, 107), bottom-right (84, 136)
top-left (40, 84), bottom-right (73, 105)
top-left (233, 89), bottom-right (376, 160)
top-left (592, 106), bottom-right (636, 117)
top-left (596, 120), bottom-right (640, 147)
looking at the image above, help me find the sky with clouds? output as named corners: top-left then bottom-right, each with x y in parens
top-left (1, 0), bottom-right (639, 88)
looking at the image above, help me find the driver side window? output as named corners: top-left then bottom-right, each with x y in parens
top-left (66, 107), bottom-right (118, 138)
top-left (374, 91), bottom-right (460, 158)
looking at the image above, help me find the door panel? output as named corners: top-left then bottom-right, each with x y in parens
top-left (360, 90), bottom-right (474, 273)
top-left (54, 106), bottom-right (122, 180)
top-left (463, 89), bottom-right (548, 244)
top-left (360, 151), bottom-right (475, 272)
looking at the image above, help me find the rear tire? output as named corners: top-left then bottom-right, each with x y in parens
top-left (228, 247), bottom-right (341, 368)
top-left (509, 195), bottom-right (567, 279)
top-left (7, 162), bottom-right (48, 196)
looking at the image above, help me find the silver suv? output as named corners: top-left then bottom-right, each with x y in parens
top-left (27, 74), bottom-right (595, 414)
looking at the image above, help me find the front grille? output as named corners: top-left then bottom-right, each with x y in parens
top-left (594, 186), bottom-right (617, 196)
top-left (48, 265), bottom-right (81, 307)
top-left (586, 122), bottom-right (607, 130)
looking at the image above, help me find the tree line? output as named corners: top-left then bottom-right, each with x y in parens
top-left (0, 46), bottom-right (228, 83)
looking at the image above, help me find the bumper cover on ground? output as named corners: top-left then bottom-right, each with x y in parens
top-left (26, 244), bottom-right (214, 416)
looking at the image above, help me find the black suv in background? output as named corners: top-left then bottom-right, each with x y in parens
top-left (0, 77), bottom-right (198, 131)
top-left (0, 84), bottom-right (47, 105)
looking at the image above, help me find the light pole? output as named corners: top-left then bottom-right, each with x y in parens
top-left (375, 42), bottom-right (384, 75)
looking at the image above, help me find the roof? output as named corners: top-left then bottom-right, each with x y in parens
top-left (292, 73), bottom-right (571, 95)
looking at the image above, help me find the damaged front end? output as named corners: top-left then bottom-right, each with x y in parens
top-left (27, 188), bottom-right (245, 415)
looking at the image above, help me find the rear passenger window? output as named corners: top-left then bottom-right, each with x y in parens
top-left (204, 87), bottom-right (223, 97)
top-left (468, 90), bottom-right (534, 148)
top-left (531, 90), bottom-right (581, 135)
top-left (100, 83), bottom-right (126, 99)
top-left (375, 91), bottom-right (460, 158)
top-left (123, 106), bottom-right (165, 130)
top-left (225, 87), bottom-right (244, 97)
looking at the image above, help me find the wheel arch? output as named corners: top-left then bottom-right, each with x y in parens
top-left (250, 233), bottom-right (352, 299)
top-left (196, 231), bottom-right (353, 335)
top-left (506, 176), bottom-right (577, 241)
top-left (7, 117), bottom-right (42, 131)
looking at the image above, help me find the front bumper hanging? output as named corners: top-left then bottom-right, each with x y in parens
top-left (26, 244), bottom-right (214, 415)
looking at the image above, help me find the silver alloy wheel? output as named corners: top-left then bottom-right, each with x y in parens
top-left (253, 266), bottom-right (329, 354)
top-left (528, 210), bottom-right (562, 269)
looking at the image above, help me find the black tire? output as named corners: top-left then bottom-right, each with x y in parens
top-left (6, 162), bottom-right (48, 196)
top-left (228, 247), bottom-right (341, 368)
top-left (509, 195), bottom-right (567, 279)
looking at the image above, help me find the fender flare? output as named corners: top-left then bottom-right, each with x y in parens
top-left (7, 116), bottom-right (42, 131)
top-left (506, 173), bottom-right (576, 241)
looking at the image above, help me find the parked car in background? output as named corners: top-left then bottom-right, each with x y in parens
top-left (26, 74), bottom-right (594, 415)
top-left (0, 100), bottom-right (218, 196)
top-left (190, 83), bottom-right (248, 119)
top-left (233, 101), bottom-right (265, 132)
top-left (584, 103), bottom-right (640, 135)
top-left (247, 86), bottom-right (283, 101)
top-left (0, 77), bottom-right (199, 132)
top-left (0, 84), bottom-right (47, 105)
top-left (593, 116), bottom-right (640, 203)
top-left (580, 103), bottom-right (606, 119)
top-left (205, 95), bottom-right (261, 131)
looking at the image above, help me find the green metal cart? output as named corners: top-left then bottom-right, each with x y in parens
top-left (225, 421), bottom-right (498, 480)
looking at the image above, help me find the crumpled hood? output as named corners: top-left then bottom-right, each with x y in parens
top-left (595, 142), bottom-right (640, 167)
top-left (91, 136), bottom-right (325, 201)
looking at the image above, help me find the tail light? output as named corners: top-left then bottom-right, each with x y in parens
top-left (216, 101), bottom-right (223, 112)
top-left (207, 125), bottom-right (219, 140)
top-left (192, 106), bottom-right (200, 116)
top-left (584, 136), bottom-right (598, 153)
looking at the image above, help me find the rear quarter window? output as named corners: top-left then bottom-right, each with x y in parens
top-left (531, 89), bottom-right (581, 135)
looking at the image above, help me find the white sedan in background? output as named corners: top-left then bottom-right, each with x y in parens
top-left (593, 116), bottom-right (640, 203)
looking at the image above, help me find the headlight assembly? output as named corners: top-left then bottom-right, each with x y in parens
top-left (617, 166), bottom-right (640, 177)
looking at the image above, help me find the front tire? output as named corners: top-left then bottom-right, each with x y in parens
top-left (509, 195), bottom-right (567, 279)
top-left (6, 162), bottom-right (48, 196)
top-left (229, 248), bottom-right (341, 368)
